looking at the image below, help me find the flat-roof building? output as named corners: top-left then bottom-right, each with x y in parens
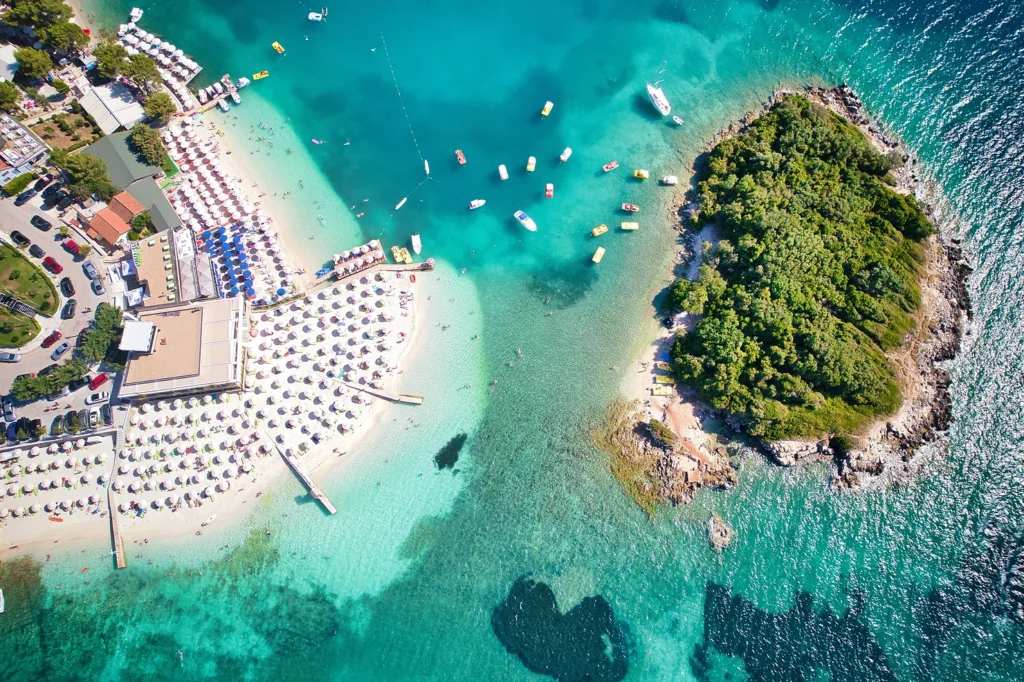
top-left (118, 296), bottom-right (247, 400)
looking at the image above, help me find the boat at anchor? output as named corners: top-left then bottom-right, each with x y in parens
top-left (560, 147), bottom-right (572, 162)
top-left (498, 164), bottom-right (508, 180)
top-left (514, 210), bottom-right (537, 232)
top-left (646, 62), bottom-right (671, 116)
top-left (469, 199), bottom-right (486, 210)
top-left (411, 234), bottom-right (422, 254)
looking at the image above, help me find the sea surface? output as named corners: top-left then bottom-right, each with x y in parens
top-left (3, 0), bottom-right (1024, 679)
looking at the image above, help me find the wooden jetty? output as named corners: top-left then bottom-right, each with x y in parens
top-left (265, 432), bottom-right (337, 514)
top-left (340, 380), bottom-right (423, 405)
top-left (107, 487), bottom-right (126, 569)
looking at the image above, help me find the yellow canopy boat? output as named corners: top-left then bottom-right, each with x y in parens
top-left (633, 169), bottom-right (649, 180)
top-left (592, 246), bottom-right (605, 263)
top-left (654, 361), bottom-right (672, 371)
top-left (654, 375), bottom-right (675, 385)
top-left (391, 245), bottom-right (403, 262)
top-left (253, 70), bottom-right (270, 80)
top-left (271, 41), bottom-right (285, 54)
top-left (651, 385), bottom-right (674, 396)
top-left (591, 224), bottom-right (608, 237)
top-left (541, 101), bottom-right (554, 116)
top-left (621, 221), bottom-right (639, 231)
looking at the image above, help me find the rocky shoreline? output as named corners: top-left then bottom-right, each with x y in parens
top-left (667, 85), bottom-right (972, 491)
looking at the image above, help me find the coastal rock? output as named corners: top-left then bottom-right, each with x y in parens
top-left (765, 439), bottom-right (832, 467)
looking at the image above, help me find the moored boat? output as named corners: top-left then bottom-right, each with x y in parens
top-left (308, 11), bottom-right (323, 21)
top-left (526, 156), bottom-right (536, 172)
top-left (591, 224), bottom-right (608, 237)
top-left (602, 160), bottom-right (619, 172)
top-left (469, 199), bottom-right (486, 210)
top-left (311, 138), bottom-right (323, 144)
top-left (395, 197), bottom-right (407, 210)
top-left (633, 169), bottom-right (649, 180)
top-left (197, 89), bottom-right (208, 104)
top-left (514, 210), bottom-right (537, 232)
top-left (411, 234), bottom-right (422, 254)
top-left (498, 164), bottom-right (509, 180)
top-left (646, 81), bottom-right (671, 116)
top-left (545, 183), bottom-right (554, 198)
top-left (560, 147), bottom-right (572, 162)
top-left (455, 149), bottom-right (467, 165)
top-left (400, 247), bottom-right (413, 264)
top-left (217, 98), bottom-right (230, 112)
top-left (621, 202), bottom-right (639, 212)
top-left (236, 77), bottom-right (250, 89)
top-left (253, 70), bottom-right (270, 80)
top-left (592, 247), bottom-right (605, 263)
top-left (272, 41), bottom-right (285, 54)
top-left (672, 115), bottom-right (684, 126)
top-left (621, 221), bottom-right (639, 231)
top-left (130, 6), bottom-right (144, 22)
top-left (212, 81), bottom-right (224, 94)
top-left (424, 159), bottom-right (430, 176)
top-left (661, 175), bottom-right (678, 185)
top-left (230, 91), bottom-right (241, 105)
top-left (391, 245), bottom-right (403, 262)
top-left (541, 101), bottom-right (554, 116)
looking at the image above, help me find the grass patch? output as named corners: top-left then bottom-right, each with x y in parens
top-left (31, 111), bottom-right (102, 150)
top-left (0, 244), bottom-right (58, 315)
top-left (0, 306), bottom-right (40, 347)
top-left (161, 154), bottom-right (178, 178)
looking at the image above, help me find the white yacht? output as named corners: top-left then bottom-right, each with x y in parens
top-left (469, 199), bottom-right (486, 210)
top-left (308, 11), bottom-right (323, 21)
top-left (647, 82), bottom-right (671, 116)
top-left (130, 7), bottom-right (144, 22)
top-left (498, 164), bottom-right (509, 181)
top-left (514, 210), bottom-right (537, 232)
top-left (411, 234), bottom-right (422, 254)
top-left (560, 147), bottom-right (572, 162)
top-left (661, 175), bottom-right (678, 185)
top-left (236, 77), bottom-right (250, 89)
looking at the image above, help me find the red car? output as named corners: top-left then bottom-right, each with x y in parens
top-left (43, 256), bottom-right (63, 274)
top-left (63, 239), bottom-right (80, 255)
top-left (88, 373), bottom-right (108, 390)
top-left (41, 330), bottom-right (63, 348)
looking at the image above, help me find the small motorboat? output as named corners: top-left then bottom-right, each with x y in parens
top-left (272, 41), bottom-right (286, 54)
top-left (204, 85), bottom-right (216, 98)
top-left (526, 156), bottom-right (536, 172)
top-left (322, 7), bottom-right (329, 16)
top-left (308, 11), bottom-right (323, 21)
top-left (603, 160), bottom-right (619, 172)
top-left (253, 70), bottom-right (270, 80)
top-left (591, 224), bottom-right (608, 237)
top-left (560, 147), bottom-right (572, 162)
top-left (541, 101), bottom-right (554, 117)
top-left (621, 221), bottom-right (639, 231)
top-left (395, 197), bottom-right (407, 210)
top-left (217, 99), bottom-right (230, 112)
top-left (130, 7), bottom-right (144, 22)
top-left (621, 203), bottom-right (639, 212)
top-left (456, 149), bottom-right (467, 165)
top-left (411, 234), bottom-right (422, 254)
top-left (230, 91), bottom-right (241, 105)
top-left (311, 138), bottom-right (323, 145)
top-left (236, 77), bottom-right (250, 89)
top-left (661, 175), bottom-right (678, 185)
top-left (197, 89), bottom-right (208, 105)
top-left (469, 199), bottom-right (486, 210)
top-left (673, 115), bottom-right (684, 126)
top-left (212, 82), bottom-right (224, 94)
top-left (424, 159), bottom-right (430, 176)
top-left (514, 210), bottom-right (537, 232)
top-left (633, 169), bottom-right (649, 180)
top-left (545, 183), bottom-right (554, 198)
top-left (498, 164), bottom-right (509, 180)
top-left (592, 247), bottom-right (605, 263)
top-left (391, 245), bottom-right (403, 261)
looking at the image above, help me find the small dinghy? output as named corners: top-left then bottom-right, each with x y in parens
top-left (621, 202), bottom-right (640, 213)
top-left (560, 147), bottom-right (572, 162)
top-left (469, 199), bottom-right (486, 210)
top-left (545, 183), bottom-right (554, 198)
top-left (673, 115), bottom-right (684, 126)
top-left (395, 197), bottom-right (407, 210)
top-left (456, 149), bottom-right (467, 165)
top-left (311, 138), bottom-right (324, 145)
top-left (602, 160), bottom-right (619, 172)
top-left (661, 175), bottom-right (678, 185)
top-left (411, 234), bottom-right (422, 254)
top-left (498, 164), bottom-right (509, 180)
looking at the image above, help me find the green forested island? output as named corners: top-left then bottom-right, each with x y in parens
top-left (668, 95), bottom-right (935, 441)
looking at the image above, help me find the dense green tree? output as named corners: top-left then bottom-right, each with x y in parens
top-left (0, 81), bottom-right (18, 112)
top-left (127, 123), bottom-right (167, 165)
top-left (51, 77), bottom-right (69, 95)
top-left (79, 303), bottom-right (123, 363)
top-left (2, 0), bottom-right (73, 29)
top-left (142, 91), bottom-right (176, 122)
top-left (11, 357), bottom-right (88, 401)
top-left (51, 151), bottom-right (115, 200)
top-left (13, 47), bottom-right (52, 80)
top-left (92, 41), bottom-right (127, 79)
top-left (667, 95), bottom-right (933, 441)
top-left (123, 53), bottom-right (161, 92)
top-left (42, 20), bottom-right (88, 52)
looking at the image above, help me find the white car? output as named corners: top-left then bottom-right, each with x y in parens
top-left (85, 391), bottom-right (109, 406)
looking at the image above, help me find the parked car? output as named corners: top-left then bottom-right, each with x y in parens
top-left (41, 330), bottom-right (62, 348)
top-left (59, 277), bottom-right (75, 296)
top-left (30, 215), bottom-right (52, 231)
top-left (82, 261), bottom-right (98, 280)
top-left (2, 397), bottom-right (15, 422)
top-left (14, 188), bottom-right (37, 206)
top-left (33, 175), bottom-right (53, 192)
top-left (99, 404), bottom-right (112, 426)
top-left (47, 385), bottom-right (70, 401)
top-left (10, 230), bottom-right (30, 247)
top-left (61, 298), bottom-right (76, 319)
top-left (63, 239), bottom-right (80, 255)
top-left (6, 422), bottom-right (16, 441)
top-left (50, 341), bottom-right (70, 360)
top-left (0, 351), bottom-right (20, 363)
top-left (41, 183), bottom-right (61, 200)
top-left (85, 391), bottom-right (109, 406)
top-left (89, 409), bottom-right (99, 428)
top-left (56, 194), bottom-right (75, 211)
top-left (91, 279), bottom-right (105, 295)
top-left (88, 373), bottom-right (108, 390)
top-left (28, 244), bottom-right (44, 258)
top-left (43, 256), bottom-right (63, 274)
top-left (68, 375), bottom-right (90, 392)
top-left (77, 408), bottom-right (89, 428)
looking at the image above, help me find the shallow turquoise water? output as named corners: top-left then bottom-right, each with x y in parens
top-left (3, 0), bottom-right (1024, 679)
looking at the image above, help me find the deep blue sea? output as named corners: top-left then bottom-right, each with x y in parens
top-left (3, 0), bottom-right (1024, 679)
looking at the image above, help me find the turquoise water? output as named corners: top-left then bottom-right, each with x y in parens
top-left (4, 0), bottom-right (1024, 679)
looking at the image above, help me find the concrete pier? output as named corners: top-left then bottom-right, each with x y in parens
top-left (107, 488), bottom-right (126, 569)
top-left (265, 432), bottom-right (337, 514)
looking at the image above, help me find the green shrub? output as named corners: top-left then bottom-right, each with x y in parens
top-left (3, 172), bottom-right (38, 196)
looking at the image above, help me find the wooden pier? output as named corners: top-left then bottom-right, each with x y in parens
top-left (340, 381), bottom-right (423, 405)
top-left (265, 432), bottom-right (337, 514)
top-left (107, 487), bottom-right (126, 569)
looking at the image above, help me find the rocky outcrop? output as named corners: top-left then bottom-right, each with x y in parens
top-left (764, 439), bottom-right (833, 467)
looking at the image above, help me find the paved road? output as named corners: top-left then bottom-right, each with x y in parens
top-left (0, 194), bottom-right (112, 394)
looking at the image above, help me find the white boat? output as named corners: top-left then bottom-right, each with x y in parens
top-left (197, 89), bottom-right (208, 105)
top-left (201, 514), bottom-right (216, 527)
top-left (526, 156), bottom-right (536, 172)
top-left (308, 11), bottom-right (323, 21)
top-left (469, 199), bottom-right (486, 210)
top-left (0, 588), bottom-right (4, 614)
top-left (672, 115), bottom-right (684, 126)
top-left (514, 210), bottom-right (537, 232)
top-left (236, 77), bottom-right (250, 89)
top-left (204, 85), bottom-right (216, 98)
top-left (411, 234), bottom-right (422, 254)
top-left (646, 62), bottom-right (671, 116)
top-left (424, 159), bottom-right (430, 176)
top-left (661, 175), bottom-right (678, 185)
top-left (560, 147), bottom-right (572, 162)
top-left (212, 82), bottom-right (224, 95)
top-left (230, 91), bottom-right (241, 104)
top-left (130, 7), bottom-right (144, 22)
top-left (498, 164), bottom-right (508, 181)
top-left (217, 98), bottom-right (230, 112)
top-left (395, 197), bottom-right (407, 210)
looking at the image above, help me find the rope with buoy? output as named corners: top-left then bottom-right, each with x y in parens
top-left (381, 32), bottom-right (426, 173)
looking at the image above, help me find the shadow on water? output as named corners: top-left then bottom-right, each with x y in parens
top-left (695, 583), bottom-right (897, 682)
top-left (491, 576), bottom-right (631, 682)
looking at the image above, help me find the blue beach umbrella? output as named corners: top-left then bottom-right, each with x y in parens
top-left (276, 288), bottom-right (286, 296)
top-left (242, 269), bottom-right (253, 280)
top-left (202, 230), bottom-right (212, 240)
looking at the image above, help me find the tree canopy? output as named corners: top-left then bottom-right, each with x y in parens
top-left (92, 41), bottom-right (127, 79)
top-left (42, 21), bottom-right (88, 53)
top-left (50, 149), bottom-right (116, 200)
top-left (0, 81), bottom-right (19, 112)
top-left (128, 123), bottom-right (167, 165)
top-left (669, 95), bottom-right (934, 441)
top-left (123, 53), bottom-right (161, 92)
top-left (2, 0), bottom-right (73, 29)
top-left (13, 47), bottom-right (52, 80)
top-left (79, 303), bottom-right (123, 364)
top-left (11, 357), bottom-right (88, 402)
top-left (142, 92), bottom-right (176, 122)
